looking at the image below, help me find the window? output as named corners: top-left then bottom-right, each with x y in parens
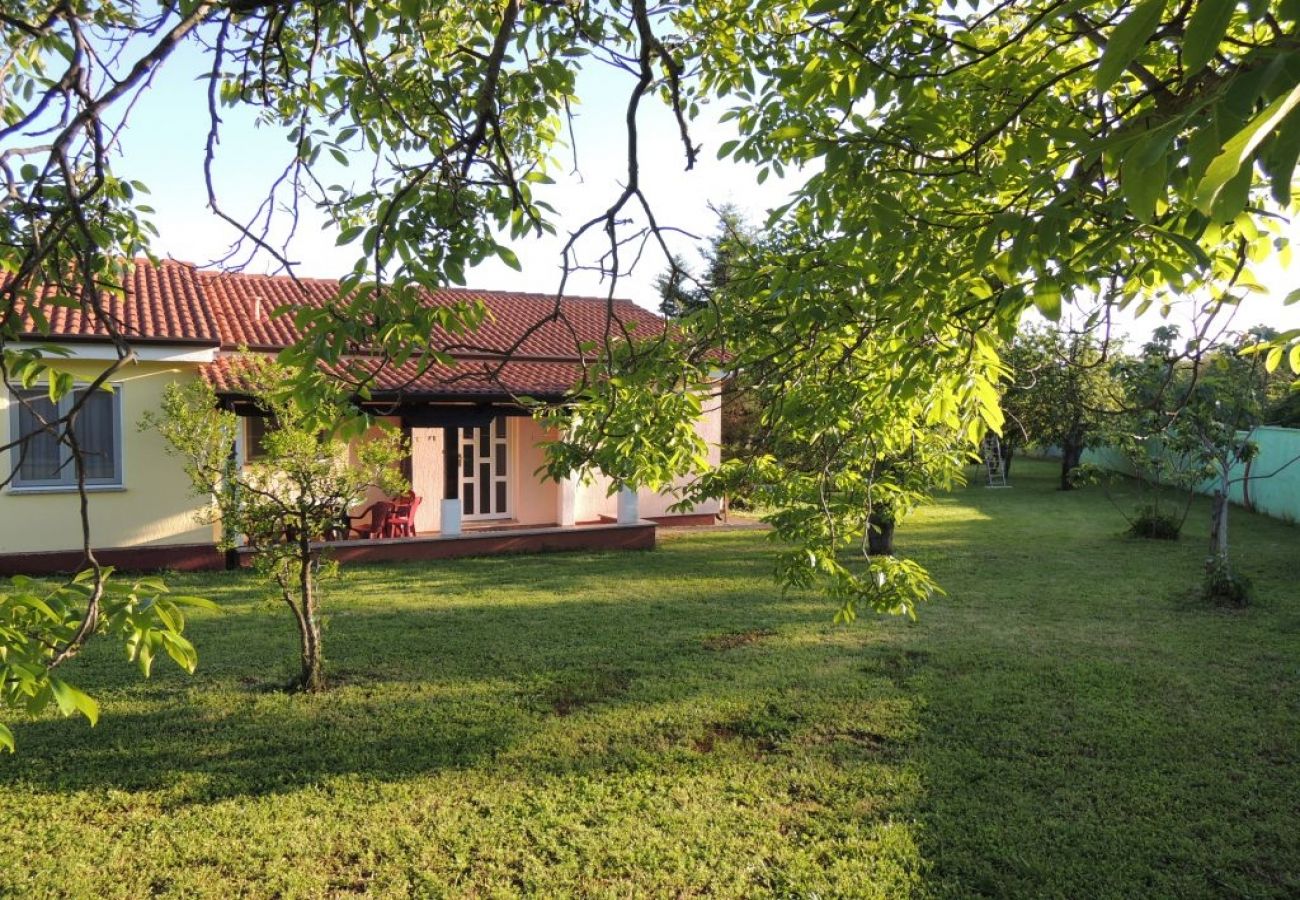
top-left (9, 386), bottom-right (122, 489)
top-left (245, 414), bottom-right (277, 461)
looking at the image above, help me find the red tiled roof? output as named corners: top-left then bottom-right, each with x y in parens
top-left (6, 259), bottom-right (221, 344)
top-left (197, 268), bottom-right (665, 358)
top-left (10, 259), bottom-right (669, 399)
top-left (203, 353), bottom-right (589, 400)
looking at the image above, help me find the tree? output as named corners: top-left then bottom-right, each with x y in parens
top-left (654, 205), bottom-right (755, 320)
top-left (5, 2), bottom-right (1300, 734)
top-left (1001, 324), bottom-right (1122, 490)
top-left (547, 226), bottom-right (994, 622)
top-left (147, 357), bottom-right (407, 691)
top-left (1102, 326), bottom-right (1203, 538)
top-left (1112, 325), bottom-right (1300, 603)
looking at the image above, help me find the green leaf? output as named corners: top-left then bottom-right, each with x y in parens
top-left (1265, 100), bottom-right (1300, 205)
top-left (1120, 151), bottom-right (1166, 223)
top-left (1182, 0), bottom-right (1234, 77)
top-left (1289, 343), bottom-right (1300, 374)
top-left (161, 633), bottom-right (199, 674)
top-left (1196, 84), bottom-right (1300, 213)
top-left (495, 245), bottom-right (522, 271)
top-left (1265, 346), bottom-right (1283, 373)
top-left (1285, 288), bottom-right (1300, 306)
top-left (0, 723), bottom-right (12, 753)
top-left (1153, 226), bottom-right (1212, 270)
top-left (1032, 280), bottom-right (1063, 321)
top-left (1095, 0), bottom-right (1168, 93)
top-left (13, 593), bottom-right (61, 623)
top-left (169, 594), bottom-right (221, 611)
top-left (49, 678), bottom-right (99, 726)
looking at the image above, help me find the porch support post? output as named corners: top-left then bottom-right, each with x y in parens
top-left (440, 499), bottom-right (462, 536)
top-left (557, 475), bottom-right (577, 528)
top-left (226, 415), bottom-right (248, 565)
top-left (441, 426), bottom-right (462, 536)
top-left (616, 485), bottom-right (640, 525)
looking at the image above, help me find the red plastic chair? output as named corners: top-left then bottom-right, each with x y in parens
top-left (348, 500), bottom-right (393, 540)
top-left (386, 494), bottom-right (422, 538)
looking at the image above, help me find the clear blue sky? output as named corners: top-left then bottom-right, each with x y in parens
top-left (113, 32), bottom-right (1300, 337)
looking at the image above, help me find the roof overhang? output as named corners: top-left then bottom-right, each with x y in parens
top-left (7, 339), bottom-right (219, 363)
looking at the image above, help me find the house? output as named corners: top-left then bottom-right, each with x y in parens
top-left (0, 260), bottom-right (721, 574)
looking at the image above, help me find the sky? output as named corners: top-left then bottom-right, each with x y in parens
top-left (110, 30), bottom-right (1300, 340)
top-left (111, 38), bottom-right (797, 310)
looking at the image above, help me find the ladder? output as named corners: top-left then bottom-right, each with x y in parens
top-left (982, 434), bottom-right (1009, 487)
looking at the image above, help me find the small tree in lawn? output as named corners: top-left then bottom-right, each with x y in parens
top-left (1000, 324), bottom-right (1119, 489)
top-left (147, 357), bottom-right (406, 690)
top-left (1173, 333), bottom-right (1288, 605)
top-left (1118, 327), bottom-right (1299, 604)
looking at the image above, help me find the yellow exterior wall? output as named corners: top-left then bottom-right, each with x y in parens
top-left (0, 359), bottom-right (214, 554)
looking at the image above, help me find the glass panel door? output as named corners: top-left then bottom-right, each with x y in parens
top-left (459, 416), bottom-right (509, 519)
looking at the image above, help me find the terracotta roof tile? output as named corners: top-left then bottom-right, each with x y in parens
top-left (5, 259), bottom-right (220, 344)
top-left (11, 259), bottom-right (663, 355)
top-left (194, 268), bottom-right (665, 357)
top-left (12, 259), bottom-right (667, 398)
top-left (203, 353), bottom-right (585, 401)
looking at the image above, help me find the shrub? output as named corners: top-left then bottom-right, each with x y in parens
top-left (1126, 505), bottom-right (1181, 540)
top-left (1202, 556), bottom-right (1253, 608)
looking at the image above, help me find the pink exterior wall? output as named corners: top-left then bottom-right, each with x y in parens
top-left (346, 389), bottom-right (723, 536)
top-left (573, 382), bottom-right (724, 521)
top-left (511, 417), bottom-right (560, 526)
top-left (405, 416), bottom-right (558, 532)
top-left (410, 426), bottom-right (443, 532)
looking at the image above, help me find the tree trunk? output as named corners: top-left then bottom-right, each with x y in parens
top-left (295, 543), bottom-right (325, 693)
top-left (1002, 443), bottom-right (1015, 480)
top-left (1208, 488), bottom-right (1230, 571)
top-left (1059, 440), bottom-right (1083, 491)
top-left (297, 617), bottom-right (324, 693)
top-left (868, 511), bottom-right (895, 556)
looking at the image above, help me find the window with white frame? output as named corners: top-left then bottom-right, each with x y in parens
top-left (8, 386), bottom-right (123, 489)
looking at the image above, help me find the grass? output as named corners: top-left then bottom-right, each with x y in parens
top-left (2, 459), bottom-right (1298, 898)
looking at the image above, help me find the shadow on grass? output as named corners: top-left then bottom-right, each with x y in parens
top-left (0, 574), bottom-right (861, 802)
top-left (4, 460), bottom-right (1297, 896)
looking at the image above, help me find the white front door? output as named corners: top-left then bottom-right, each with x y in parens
top-left (460, 416), bottom-right (510, 520)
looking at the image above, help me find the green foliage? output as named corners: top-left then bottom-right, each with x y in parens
top-left (146, 355), bottom-right (407, 691)
top-left (1001, 324), bottom-right (1123, 488)
top-left (1127, 504), bottom-right (1183, 540)
top-left (0, 569), bottom-right (216, 751)
top-left (541, 336), bottom-right (714, 492)
top-left (1202, 552), bottom-right (1254, 607)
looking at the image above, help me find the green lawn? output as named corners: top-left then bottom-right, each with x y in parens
top-left (2, 459), bottom-right (1298, 898)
